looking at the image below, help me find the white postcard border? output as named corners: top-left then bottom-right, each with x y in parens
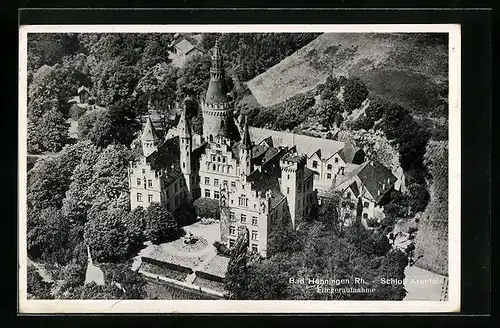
top-left (18, 23), bottom-right (461, 313)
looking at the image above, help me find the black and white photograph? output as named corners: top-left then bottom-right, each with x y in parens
top-left (18, 24), bottom-right (460, 313)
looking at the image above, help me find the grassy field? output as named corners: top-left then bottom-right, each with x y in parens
top-left (414, 140), bottom-right (448, 276)
top-left (246, 33), bottom-right (448, 118)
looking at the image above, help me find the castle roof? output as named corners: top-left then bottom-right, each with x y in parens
top-left (241, 120), bottom-right (252, 149)
top-left (174, 38), bottom-right (203, 55)
top-left (333, 160), bottom-right (397, 203)
top-left (205, 39), bottom-right (230, 105)
top-left (177, 109), bottom-right (191, 137)
top-left (249, 127), bottom-right (345, 161)
top-left (141, 117), bottom-right (160, 141)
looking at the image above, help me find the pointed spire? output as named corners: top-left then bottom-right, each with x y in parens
top-left (242, 116), bottom-right (252, 149)
top-left (177, 107), bottom-right (191, 138)
top-left (141, 116), bottom-right (159, 141)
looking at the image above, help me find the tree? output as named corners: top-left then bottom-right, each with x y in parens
top-left (27, 156), bottom-right (71, 210)
top-left (89, 59), bottom-right (140, 108)
top-left (225, 226), bottom-right (250, 299)
top-left (78, 105), bottom-right (139, 147)
top-left (144, 203), bottom-right (178, 243)
top-left (83, 207), bottom-right (130, 263)
top-left (349, 115), bottom-right (375, 131)
top-left (61, 282), bottom-right (123, 300)
top-left (123, 206), bottom-right (146, 252)
top-left (101, 263), bottom-right (147, 299)
top-left (316, 97), bottom-right (342, 129)
top-left (134, 62), bottom-right (179, 113)
top-left (27, 206), bottom-right (71, 264)
top-left (28, 108), bottom-right (70, 153)
top-left (28, 63), bottom-right (83, 120)
top-left (27, 33), bottom-right (82, 73)
top-left (342, 77), bottom-right (369, 113)
top-left (407, 183), bottom-right (431, 213)
top-left (27, 266), bottom-right (53, 299)
top-left (176, 54), bottom-right (212, 99)
top-left (193, 198), bottom-right (220, 220)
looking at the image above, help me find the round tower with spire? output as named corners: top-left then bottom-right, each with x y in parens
top-left (141, 117), bottom-right (160, 157)
top-left (201, 38), bottom-right (238, 142)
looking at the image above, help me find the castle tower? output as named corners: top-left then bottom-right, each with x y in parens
top-left (202, 38), bottom-right (238, 142)
top-left (279, 153), bottom-right (307, 229)
top-left (141, 117), bottom-right (160, 157)
top-left (239, 117), bottom-right (253, 176)
top-left (178, 106), bottom-right (193, 200)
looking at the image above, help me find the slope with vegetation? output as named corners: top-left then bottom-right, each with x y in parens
top-left (247, 32), bottom-right (448, 120)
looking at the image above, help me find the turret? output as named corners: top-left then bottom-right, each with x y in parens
top-left (178, 106), bottom-right (193, 199)
top-left (141, 117), bottom-right (160, 157)
top-left (202, 38), bottom-right (238, 141)
top-left (279, 152), bottom-right (307, 229)
top-left (239, 117), bottom-right (253, 176)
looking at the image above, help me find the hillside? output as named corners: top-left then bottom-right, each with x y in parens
top-left (246, 33), bottom-right (448, 118)
top-left (414, 140), bottom-right (449, 276)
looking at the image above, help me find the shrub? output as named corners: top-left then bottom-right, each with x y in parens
top-left (349, 115), bottom-right (375, 131)
top-left (408, 183), bottom-right (431, 214)
top-left (213, 241), bottom-right (231, 257)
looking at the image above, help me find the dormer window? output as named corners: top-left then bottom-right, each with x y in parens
top-left (335, 157), bottom-right (339, 163)
top-left (312, 161), bottom-right (318, 168)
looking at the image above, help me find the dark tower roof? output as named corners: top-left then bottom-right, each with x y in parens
top-left (205, 39), bottom-right (229, 105)
top-left (241, 117), bottom-right (252, 149)
top-left (142, 116), bottom-right (160, 141)
top-left (177, 107), bottom-right (191, 138)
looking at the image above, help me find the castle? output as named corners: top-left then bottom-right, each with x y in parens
top-left (128, 40), bottom-right (398, 256)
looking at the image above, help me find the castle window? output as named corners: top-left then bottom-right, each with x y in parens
top-left (252, 216), bottom-right (258, 226)
top-left (327, 173), bottom-right (332, 179)
top-left (137, 193), bottom-right (143, 202)
top-left (229, 239), bottom-right (235, 248)
top-left (217, 156), bottom-right (221, 162)
top-left (183, 162), bottom-right (186, 168)
top-left (327, 164), bottom-right (332, 170)
top-left (312, 161), bottom-right (318, 168)
top-left (217, 165), bottom-right (221, 172)
top-left (205, 177), bottom-right (210, 185)
top-left (212, 155), bottom-right (216, 161)
top-left (231, 181), bottom-right (236, 188)
top-left (251, 244), bottom-right (258, 253)
top-left (142, 169), bottom-right (146, 174)
top-left (148, 179), bottom-right (153, 188)
top-left (222, 157), bottom-right (226, 163)
top-left (363, 213), bottom-right (368, 219)
top-left (214, 190), bottom-right (220, 199)
top-left (212, 164), bottom-right (216, 170)
top-left (226, 166), bottom-right (230, 173)
top-left (251, 230), bottom-right (258, 241)
top-left (239, 195), bottom-right (248, 207)
top-left (223, 180), bottom-right (228, 186)
top-left (240, 214), bottom-right (247, 223)
top-left (137, 178), bottom-right (141, 186)
top-left (287, 174), bottom-right (290, 180)
top-left (335, 157), bottom-right (339, 163)
top-left (205, 189), bottom-right (210, 198)
top-left (287, 187), bottom-right (290, 194)
top-left (364, 202), bottom-right (369, 208)
top-left (214, 179), bottom-right (219, 187)
top-left (148, 194), bottom-right (153, 203)
top-left (230, 212), bottom-right (235, 221)
top-left (229, 226), bottom-right (236, 235)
